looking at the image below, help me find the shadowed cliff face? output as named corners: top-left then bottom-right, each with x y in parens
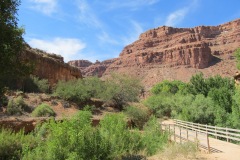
top-left (23, 47), bottom-right (82, 85)
top-left (69, 19), bottom-right (240, 88)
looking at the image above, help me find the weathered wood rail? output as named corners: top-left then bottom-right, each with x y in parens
top-left (160, 119), bottom-right (240, 153)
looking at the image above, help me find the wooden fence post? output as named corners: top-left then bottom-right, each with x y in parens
top-left (206, 124), bottom-right (208, 134)
top-left (195, 130), bottom-right (198, 148)
top-left (226, 128), bottom-right (229, 142)
top-left (215, 126), bottom-right (217, 139)
top-left (207, 133), bottom-right (211, 154)
top-left (174, 125), bottom-right (176, 141)
top-left (187, 129), bottom-right (189, 140)
top-left (180, 127), bottom-right (182, 144)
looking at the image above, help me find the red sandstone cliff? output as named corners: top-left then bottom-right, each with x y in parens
top-left (69, 19), bottom-right (240, 88)
top-left (68, 59), bottom-right (116, 77)
top-left (23, 46), bottom-right (82, 85)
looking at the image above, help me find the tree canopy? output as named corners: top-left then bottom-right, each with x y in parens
top-left (0, 0), bottom-right (30, 99)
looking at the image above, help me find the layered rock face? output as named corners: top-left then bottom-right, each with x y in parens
top-left (70, 19), bottom-right (240, 87)
top-left (23, 47), bottom-right (82, 85)
top-left (68, 59), bottom-right (116, 77)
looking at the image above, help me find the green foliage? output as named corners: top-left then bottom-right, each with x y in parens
top-left (124, 106), bottom-right (149, 129)
top-left (235, 48), bottom-right (240, 70)
top-left (7, 96), bottom-right (28, 115)
top-left (187, 72), bottom-right (208, 96)
top-left (23, 75), bottom-right (49, 93)
top-left (144, 93), bottom-right (176, 118)
top-left (0, 91), bottom-right (8, 108)
top-left (22, 111), bottom-right (168, 159)
top-left (32, 103), bottom-right (55, 117)
top-left (142, 116), bottom-right (168, 155)
top-left (151, 80), bottom-right (187, 95)
top-left (0, 129), bottom-right (37, 160)
top-left (54, 77), bottom-right (104, 104)
top-left (146, 73), bottom-right (238, 128)
top-left (100, 73), bottom-right (143, 110)
top-left (31, 103), bottom-right (55, 117)
top-left (231, 86), bottom-right (240, 128)
top-left (0, 0), bottom-right (31, 95)
top-left (54, 74), bottom-right (142, 109)
top-left (83, 105), bottom-right (96, 113)
top-left (187, 94), bottom-right (215, 124)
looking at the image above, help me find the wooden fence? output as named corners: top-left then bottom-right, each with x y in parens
top-left (160, 119), bottom-right (240, 153)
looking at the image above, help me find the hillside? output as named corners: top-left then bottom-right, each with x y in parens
top-left (69, 19), bottom-right (240, 89)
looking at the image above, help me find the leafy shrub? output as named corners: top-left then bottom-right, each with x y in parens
top-left (235, 48), bottom-right (240, 70)
top-left (6, 96), bottom-right (28, 115)
top-left (24, 75), bottom-right (49, 93)
top-left (0, 94), bottom-right (8, 108)
top-left (144, 93), bottom-right (175, 118)
top-left (100, 73), bottom-right (143, 110)
top-left (142, 116), bottom-right (168, 155)
top-left (151, 80), bottom-right (187, 95)
top-left (32, 103), bottom-right (55, 117)
top-left (23, 111), bottom-right (168, 159)
top-left (54, 77), bottom-right (104, 104)
top-left (0, 129), bottom-right (37, 160)
top-left (125, 106), bottom-right (149, 129)
top-left (83, 105), bottom-right (96, 113)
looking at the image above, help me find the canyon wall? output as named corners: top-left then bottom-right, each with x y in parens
top-left (69, 19), bottom-right (240, 88)
top-left (23, 47), bottom-right (82, 85)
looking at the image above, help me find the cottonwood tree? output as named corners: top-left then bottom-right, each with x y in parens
top-left (0, 0), bottom-right (29, 104)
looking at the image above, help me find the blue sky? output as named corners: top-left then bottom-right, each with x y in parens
top-left (18, 0), bottom-right (240, 62)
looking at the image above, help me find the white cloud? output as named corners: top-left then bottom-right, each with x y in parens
top-left (164, 0), bottom-right (199, 27)
top-left (29, 0), bottom-right (57, 16)
top-left (28, 38), bottom-right (86, 62)
top-left (97, 32), bottom-right (119, 45)
top-left (101, 0), bottom-right (160, 10)
top-left (76, 0), bottom-right (102, 28)
top-left (165, 8), bottom-right (188, 27)
top-left (122, 21), bottom-right (144, 45)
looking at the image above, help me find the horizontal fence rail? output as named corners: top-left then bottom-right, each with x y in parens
top-left (160, 119), bottom-right (240, 154)
top-left (174, 119), bottom-right (240, 143)
top-left (160, 123), bottom-right (211, 153)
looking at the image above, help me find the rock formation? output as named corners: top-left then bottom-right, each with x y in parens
top-left (69, 19), bottom-right (240, 88)
top-left (23, 46), bottom-right (82, 85)
top-left (68, 59), bottom-right (116, 77)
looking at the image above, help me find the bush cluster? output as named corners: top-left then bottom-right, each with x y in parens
top-left (124, 106), bottom-right (150, 129)
top-left (6, 96), bottom-right (29, 115)
top-left (23, 75), bottom-right (49, 93)
top-left (145, 73), bottom-right (239, 128)
top-left (32, 103), bottom-right (55, 117)
top-left (0, 111), bottom-right (168, 160)
top-left (54, 74), bottom-right (143, 110)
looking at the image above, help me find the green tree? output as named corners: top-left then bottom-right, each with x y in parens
top-left (0, 0), bottom-right (30, 100)
top-left (235, 48), bottom-right (240, 70)
top-left (187, 72), bottom-right (208, 96)
top-left (100, 73), bottom-right (143, 110)
top-left (151, 80), bottom-right (187, 95)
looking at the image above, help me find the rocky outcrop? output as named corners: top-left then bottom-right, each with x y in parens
top-left (23, 46), bottom-right (82, 85)
top-left (68, 59), bottom-right (117, 77)
top-left (68, 60), bottom-right (93, 68)
top-left (70, 19), bottom-right (240, 87)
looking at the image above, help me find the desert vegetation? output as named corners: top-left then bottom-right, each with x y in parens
top-left (0, 111), bottom-right (169, 160)
top-left (145, 72), bottom-right (240, 129)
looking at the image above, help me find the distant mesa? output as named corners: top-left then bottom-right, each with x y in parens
top-left (69, 19), bottom-right (240, 87)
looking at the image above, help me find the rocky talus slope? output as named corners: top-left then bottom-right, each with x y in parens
top-left (69, 19), bottom-right (240, 88)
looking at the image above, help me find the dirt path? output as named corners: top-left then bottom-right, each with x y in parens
top-left (161, 120), bottom-right (240, 160)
